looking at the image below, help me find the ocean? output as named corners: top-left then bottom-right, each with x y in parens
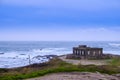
top-left (0, 41), bottom-right (120, 68)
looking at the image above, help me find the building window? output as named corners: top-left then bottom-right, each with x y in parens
top-left (99, 50), bottom-right (101, 55)
top-left (80, 50), bottom-right (82, 55)
top-left (77, 50), bottom-right (79, 55)
top-left (75, 50), bottom-right (77, 55)
top-left (79, 50), bottom-right (81, 55)
top-left (82, 51), bottom-right (84, 55)
top-left (73, 50), bottom-right (75, 54)
top-left (76, 50), bottom-right (77, 55)
top-left (78, 50), bottom-right (80, 55)
top-left (93, 51), bottom-right (96, 56)
top-left (88, 51), bottom-right (90, 55)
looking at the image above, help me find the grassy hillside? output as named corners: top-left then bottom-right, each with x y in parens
top-left (0, 58), bottom-right (120, 80)
top-left (107, 58), bottom-right (120, 66)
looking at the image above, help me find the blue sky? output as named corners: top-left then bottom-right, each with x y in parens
top-left (0, 0), bottom-right (120, 41)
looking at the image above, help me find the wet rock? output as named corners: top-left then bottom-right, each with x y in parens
top-left (20, 54), bottom-right (26, 55)
top-left (0, 53), bottom-right (4, 55)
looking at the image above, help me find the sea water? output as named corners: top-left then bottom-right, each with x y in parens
top-left (0, 41), bottom-right (120, 68)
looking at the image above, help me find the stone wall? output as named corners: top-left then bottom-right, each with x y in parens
top-left (72, 45), bottom-right (103, 59)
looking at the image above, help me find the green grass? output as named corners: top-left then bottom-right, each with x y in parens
top-left (0, 58), bottom-right (120, 80)
top-left (107, 58), bottom-right (120, 66)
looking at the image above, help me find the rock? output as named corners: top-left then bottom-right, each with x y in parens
top-left (45, 55), bottom-right (58, 59)
top-left (112, 74), bottom-right (120, 79)
top-left (0, 52), bottom-right (4, 55)
top-left (20, 54), bottom-right (26, 55)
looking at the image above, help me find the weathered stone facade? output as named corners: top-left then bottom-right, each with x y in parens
top-left (67, 45), bottom-right (105, 59)
top-left (66, 45), bottom-right (120, 59)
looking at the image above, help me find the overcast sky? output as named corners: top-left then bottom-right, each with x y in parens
top-left (0, 0), bottom-right (120, 41)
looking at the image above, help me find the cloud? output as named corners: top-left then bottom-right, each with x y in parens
top-left (1, 0), bottom-right (120, 11)
top-left (0, 25), bottom-right (120, 41)
top-left (0, 0), bottom-right (120, 41)
top-left (1, 0), bottom-right (120, 27)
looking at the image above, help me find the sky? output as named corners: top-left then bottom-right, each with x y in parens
top-left (0, 0), bottom-right (120, 41)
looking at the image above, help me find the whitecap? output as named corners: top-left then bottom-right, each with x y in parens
top-left (32, 48), bottom-right (66, 53)
top-left (108, 43), bottom-right (120, 47)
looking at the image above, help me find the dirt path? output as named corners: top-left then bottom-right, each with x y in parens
top-left (26, 72), bottom-right (120, 80)
top-left (59, 55), bottom-right (107, 65)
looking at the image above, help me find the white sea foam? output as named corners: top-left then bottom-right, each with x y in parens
top-left (0, 57), bottom-right (29, 68)
top-left (31, 48), bottom-right (69, 56)
top-left (0, 55), bottom-right (50, 68)
top-left (108, 43), bottom-right (120, 47)
top-left (32, 48), bottom-right (66, 53)
top-left (0, 48), bottom-right (69, 68)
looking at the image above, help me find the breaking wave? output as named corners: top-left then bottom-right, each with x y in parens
top-left (32, 48), bottom-right (67, 54)
top-left (109, 43), bottom-right (120, 47)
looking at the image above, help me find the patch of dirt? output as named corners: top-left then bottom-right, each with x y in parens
top-left (26, 72), bottom-right (120, 80)
top-left (59, 55), bottom-right (107, 65)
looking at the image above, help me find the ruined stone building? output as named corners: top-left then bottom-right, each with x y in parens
top-left (67, 45), bottom-right (104, 59)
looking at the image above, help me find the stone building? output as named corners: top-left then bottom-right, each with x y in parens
top-left (67, 45), bottom-right (104, 59)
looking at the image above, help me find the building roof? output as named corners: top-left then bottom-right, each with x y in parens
top-left (73, 45), bottom-right (103, 50)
